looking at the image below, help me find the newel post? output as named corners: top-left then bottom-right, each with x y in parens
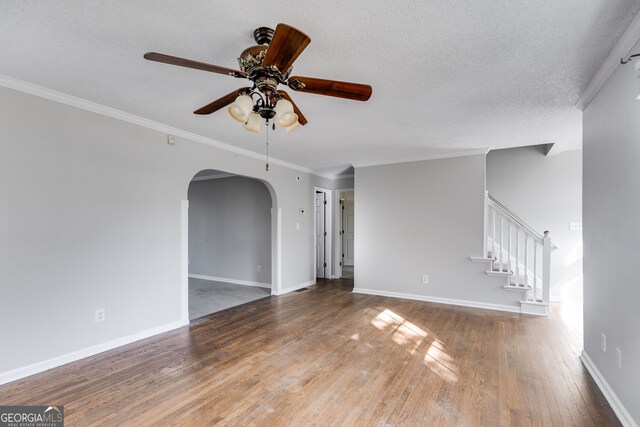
top-left (542, 231), bottom-right (551, 304)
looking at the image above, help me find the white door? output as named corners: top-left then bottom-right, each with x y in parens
top-left (315, 192), bottom-right (326, 278)
top-left (343, 200), bottom-right (355, 266)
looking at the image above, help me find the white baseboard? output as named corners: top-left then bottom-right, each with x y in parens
top-left (519, 301), bottom-right (550, 316)
top-left (272, 280), bottom-right (316, 296)
top-left (189, 274), bottom-right (271, 289)
top-left (580, 351), bottom-right (637, 427)
top-left (0, 320), bottom-right (184, 386)
top-left (352, 288), bottom-right (521, 314)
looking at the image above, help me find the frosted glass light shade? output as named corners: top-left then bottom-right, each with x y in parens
top-left (274, 99), bottom-right (298, 127)
top-left (228, 95), bottom-right (253, 123)
top-left (283, 120), bottom-right (302, 133)
top-left (243, 112), bottom-right (262, 133)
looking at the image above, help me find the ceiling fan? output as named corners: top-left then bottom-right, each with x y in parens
top-left (144, 23), bottom-right (372, 133)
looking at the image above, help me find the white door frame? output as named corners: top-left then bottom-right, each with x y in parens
top-left (334, 188), bottom-right (354, 279)
top-left (313, 186), bottom-right (332, 280)
top-left (180, 200), bottom-right (190, 325)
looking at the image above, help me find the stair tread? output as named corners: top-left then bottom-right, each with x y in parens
top-left (520, 300), bottom-right (548, 306)
top-left (504, 284), bottom-right (532, 291)
top-left (486, 270), bottom-right (511, 276)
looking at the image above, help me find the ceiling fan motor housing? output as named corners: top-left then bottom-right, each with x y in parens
top-left (253, 27), bottom-right (274, 45)
top-left (238, 43), bottom-right (291, 96)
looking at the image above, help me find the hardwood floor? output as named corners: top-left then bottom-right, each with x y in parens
top-left (0, 279), bottom-right (619, 426)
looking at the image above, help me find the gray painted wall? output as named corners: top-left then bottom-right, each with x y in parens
top-left (0, 86), bottom-right (316, 375)
top-left (487, 146), bottom-right (583, 301)
top-left (583, 39), bottom-right (640, 424)
top-left (313, 174), bottom-right (354, 191)
top-left (354, 154), bottom-right (519, 308)
top-left (188, 177), bottom-right (272, 284)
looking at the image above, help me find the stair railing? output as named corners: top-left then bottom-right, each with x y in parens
top-left (485, 192), bottom-right (555, 304)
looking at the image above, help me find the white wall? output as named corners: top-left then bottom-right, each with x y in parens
top-left (0, 86), bottom-right (315, 377)
top-left (188, 177), bottom-right (272, 284)
top-left (582, 38), bottom-right (640, 425)
top-left (354, 154), bottom-right (519, 309)
top-left (487, 146), bottom-right (583, 301)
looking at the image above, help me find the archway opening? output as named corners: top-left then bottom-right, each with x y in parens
top-left (186, 169), bottom-right (274, 320)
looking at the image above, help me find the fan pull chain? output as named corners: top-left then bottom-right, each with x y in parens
top-left (265, 120), bottom-right (270, 171)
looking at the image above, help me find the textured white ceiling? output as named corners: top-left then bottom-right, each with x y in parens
top-left (1, 1), bottom-right (639, 174)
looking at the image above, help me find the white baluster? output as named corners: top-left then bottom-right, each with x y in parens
top-left (499, 217), bottom-right (504, 272)
top-left (483, 191), bottom-right (489, 257)
top-left (533, 242), bottom-right (539, 302)
top-left (507, 222), bottom-right (512, 274)
top-left (524, 235), bottom-right (529, 298)
top-left (514, 228), bottom-right (520, 286)
top-left (491, 209), bottom-right (496, 260)
top-left (542, 231), bottom-right (551, 304)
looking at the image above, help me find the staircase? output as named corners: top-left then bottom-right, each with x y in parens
top-left (471, 192), bottom-right (556, 316)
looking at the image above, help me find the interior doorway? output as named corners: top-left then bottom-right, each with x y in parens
top-left (314, 187), bottom-right (332, 280)
top-left (335, 189), bottom-right (354, 279)
top-left (315, 191), bottom-right (326, 278)
top-left (186, 170), bottom-right (273, 320)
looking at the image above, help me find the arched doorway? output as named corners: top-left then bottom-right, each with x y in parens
top-left (184, 169), bottom-right (276, 320)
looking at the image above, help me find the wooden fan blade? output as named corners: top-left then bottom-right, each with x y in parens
top-left (277, 90), bottom-right (308, 125)
top-left (262, 24), bottom-right (311, 73)
top-left (144, 52), bottom-right (247, 79)
top-left (194, 87), bottom-right (251, 115)
top-left (288, 76), bottom-right (372, 101)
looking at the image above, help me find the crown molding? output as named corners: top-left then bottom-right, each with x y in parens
top-left (0, 74), bottom-right (313, 174)
top-left (351, 148), bottom-right (490, 168)
top-left (575, 11), bottom-right (640, 111)
top-left (312, 171), bottom-right (355, 180)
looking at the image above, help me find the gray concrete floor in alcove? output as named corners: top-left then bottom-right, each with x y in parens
top-left (189, 278), bottom-right (271, 320)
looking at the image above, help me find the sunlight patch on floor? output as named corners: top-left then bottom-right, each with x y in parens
top-left (368, 307), bottom-right (458, 383)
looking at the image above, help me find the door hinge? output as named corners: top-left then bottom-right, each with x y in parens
top-left (324, 200), bottom-right (327, 205)
top-left (323, 262), bottom-right (327, 267)
top-left (342, 253), bottom-right (345, 257)
top-left (339, 261), bottom-right (342, 266)
top-left (324, 231), bottom-right (327, 236)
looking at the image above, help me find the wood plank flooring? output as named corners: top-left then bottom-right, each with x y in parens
top-left (0, 279), bottom-right (620, 426)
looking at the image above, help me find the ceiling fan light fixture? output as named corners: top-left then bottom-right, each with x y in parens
top-left (243, 111), bottom-right (262, 133)
top-left (284, 120), bottom-right (302, 133)
top-left (274, 99), bottom-right (298, 127)
top-left (228, 95), bottom-right (253, 122)
top-left (279, 111), bottom-right (298, 127)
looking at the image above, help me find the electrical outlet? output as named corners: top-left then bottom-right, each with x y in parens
top-left (296, 222), bottom-right (300, 230)
top-left (616, 348), bottom-right (622, 369)
top-left (601, 333), bottom-right (607, 353)
top-left (422, 275), bottom-right (429, 284)
top-left (257, 265), bottom-right (262, 272)
top-left (95, 308), bottom-right (105, 323)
